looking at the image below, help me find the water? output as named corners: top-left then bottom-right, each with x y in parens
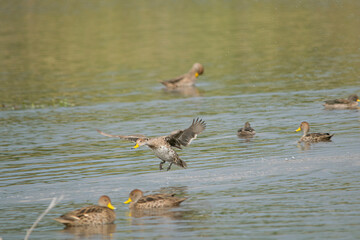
top-left (1, 0), bottom-right (360, 239)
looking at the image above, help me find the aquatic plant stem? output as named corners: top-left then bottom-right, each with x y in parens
top-left (24, 195), bottom-right (64, 240)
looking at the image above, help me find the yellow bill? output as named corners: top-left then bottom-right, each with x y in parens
top-left (107, 202), bottom-right (116, 210)
top-left (357, 99), bottom-right (360, 102)
top-left (133, 143), bottom-right (139, 149)
top-left (295, 127), bottom-right (301, 132)
top-left (124, 198), bottom-right (132, 204)
top-left (195, 72), bottom-right (199, 77)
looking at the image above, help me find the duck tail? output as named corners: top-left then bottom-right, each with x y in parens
top-left (160, 80), bottom-right (172, 87)
top-left (53, 217), bottom-right (72, 225)
top-left (176, 158), bottom-right (187, 169)
top-left (160, 80), bottom-right (176, 89)
top-left (175, 197), bottom-right (187, 206)
top-left (54, 214), bottom-right (79, 225)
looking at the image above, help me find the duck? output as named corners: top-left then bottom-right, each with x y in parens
top-left (124, 189), bottom-right (187, 209)
top-left (160, 63), bottom-right (204, 89)
top-left (323, 94), bottom-right (359, 109)
top-left (237, 122), bottom-right (256, 137)
top-left (295, 121), bottom-right (333, 143)
top-left (97, 118), bottom-right (206, 171)
top-left (54, 195), bottom-right (116, 227)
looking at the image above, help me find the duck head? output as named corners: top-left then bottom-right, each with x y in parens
top-left (244, 122), bottom-right (251, 128)
top-left (295, 121), bottom-right (310, 135)
top-left (124, 189), bottom-right (144, 205)
top-left (191, 63), bottom-right (204, 77)
top-left (348, 94), bottom-right (360, 102)
top-left (98, 195), bottom-right (116, 210)
top-left (132, 138), bottom-right (149, 149)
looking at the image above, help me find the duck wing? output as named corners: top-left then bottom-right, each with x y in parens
top-left (239, 126), bottom-right (255, 133)
top-left (161, 74), bottom-right (186, 85)
top-left (306, 133), bottom-right (334, 141)
top-left (96, 129), bottom-right (146, 142)
top-left (54, 206), bottom-right (114, 226)
top-left (137, 194), bottom-right (186, 208)
top-left (324, 98), bottom-right (348, 105)
top-left (137, 194), bottom-right (175, 203)
top-left (166, 118), bottom-right (206, 148)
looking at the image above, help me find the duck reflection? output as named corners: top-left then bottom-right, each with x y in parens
top-left (297, 142), bottom-right (311, 151)
top-left (61, 223), bottom-right (116, 239)
top-left (128, 208), bottom-right (186, 220)
top-left (297, 142), bottom-right (312, 151)
top-left (162, 86), bottom-right (201, 97)
top-left (237, 134), bottom-right (255, 143)
top-left (237, 135), bottom-right (254, 142)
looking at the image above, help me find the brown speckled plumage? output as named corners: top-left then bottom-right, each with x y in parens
top-left (323, 94), bottom-right (359, 109)
top-left (97, 118), bottom-right (206, 170)
top-left (295, 121), bottom-right (333, 143)
top-left (54, 195), bottom-right (116, 227)
top-left (237, 122), bottom-right (256, 137)
top-left (161, 63), bottom-right (204, 89)
top-left (124, 189), bottom-right (187, 209)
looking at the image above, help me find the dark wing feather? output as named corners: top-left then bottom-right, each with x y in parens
top-left (161, 74), bottom-right (186, 85)
top-left (306, 133), bottom-right (334, 141)
top-left (58, 206), bottom-right (104, 222)
top-left (96, 129), bottom-right (145, 142)
top-left (306, 133), bottom-right (330, 137)
top-left (166, 130), bottom-right (184, 149)
top-left (167, 118), bottom-right (206, 147)
top-left (137, 194), bottom-right (175, 204)
top-left (324, 98), bottom-right (348, 105)
top-left (70, 206), bottom-right (104, 217)
top-left (239, 127), bottom-right (255, 132)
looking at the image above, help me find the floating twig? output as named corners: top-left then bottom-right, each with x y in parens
top-left (24, 195), bottom-right (64, 240)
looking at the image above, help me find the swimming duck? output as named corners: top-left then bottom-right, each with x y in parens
top-left (124, 189), bottom-right (187, 209)
top-left (97, 118), bottom-right (206, 171)
top-left (161, 63), bottom-right (204, 89)
top-left (295, 121), bottom-right (333, 143)
top-left (237, 122), bottom-right (256, 137)
top-left (323, 94), bottom-right (359, 109)
top-left (54, 195), bottom-right (116, 227)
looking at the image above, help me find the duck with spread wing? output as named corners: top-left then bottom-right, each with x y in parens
top-left (97, 118), bottom-right (206, 171)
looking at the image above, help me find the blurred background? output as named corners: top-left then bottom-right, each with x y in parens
top-left (1, 0), bottom-right (360, 239)
top-left (1, 0), bottom-right (359, 108)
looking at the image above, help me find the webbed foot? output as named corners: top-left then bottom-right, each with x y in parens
top-left (159, 160), bottom-right (166, 170)
top-left (166, 163), bottom-right (173, 171)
